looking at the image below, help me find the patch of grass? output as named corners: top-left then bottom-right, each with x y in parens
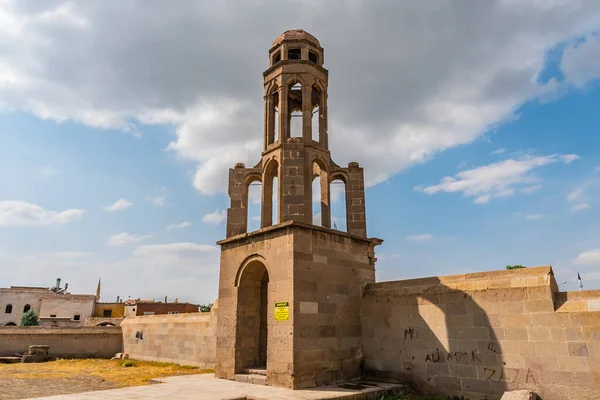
top-left (0, 358), bottom-right (213, 387)
top-left (120, 360), bottom-right (137, 367)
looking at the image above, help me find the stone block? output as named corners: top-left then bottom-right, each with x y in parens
top-left (567, 342), bottom-right (589, 357)
top-left (500, 390), bottom-right (537, 400)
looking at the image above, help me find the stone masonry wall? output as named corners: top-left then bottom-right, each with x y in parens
top-left (121, 304), bottom-right (217, 369)
top-left (292, 225), bottom-right (377, 388)
top-left (361, 266), bottom-right (600, 400)
top-left (0, 326), bottom-right (122, 358)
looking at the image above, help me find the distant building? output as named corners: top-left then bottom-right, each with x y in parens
top-left (123, 298), bottom-right (200, 316)
top-left (0, 278), bottom-right (95, 327)
top-left (94, 301), bottom-right (125, 318)
top-left (39, 293), bottom-right (96, 327)
top-left (0, 286), bottom-right (49, 326)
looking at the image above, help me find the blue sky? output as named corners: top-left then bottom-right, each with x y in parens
top-left (1, 2), bottom-right (600, 304)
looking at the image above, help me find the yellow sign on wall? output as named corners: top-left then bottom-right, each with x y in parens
top-left (274, 301), bottom-right (289, 321)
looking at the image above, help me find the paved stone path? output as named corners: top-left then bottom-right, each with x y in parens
top-left (29, 374), bottom-right (405, 400)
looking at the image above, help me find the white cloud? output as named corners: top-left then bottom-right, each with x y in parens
top-left (0, 201), bottom-right (84, 227)
top-left (202, 209), bottom-right (227, 225)
top-left (251, 215), bottom-right (261, 222)
top-left (559, 154), bottom-right (581, 164)
top-left (22, 251), bottom-right (90, 261)
top-left (561, 33), bottom-right (600, 88)
top-left (490, 149), bottom-right (506, 155)
top-left (0, 1), bottom-right (598, 196)
top-left (573, 249), bottom-right (600, 265)
top-left (417, 155), bottom-right (564, 204)
top-left (106, 232), bottom-right (151, 247)
top-left (405, 234), bottom-right (434, 242)
top-left (567, 180), bottom-right (596, 202)
top-left (522, 185), bottom-right (542, 194)
top-left (524, 214), bottom-right (543, 220)
top-left (148, 195), bottom-right (165, 207)
top-left (103, 198), bottom-right (133, 212)
top-left (167, 221), bottom-right (192, 230)
top-left (571, 203), bottom-right (589, 211)
top-left (133, 242), bottom-right (218, 258)
top-left (40, 164), bottom-right (60, 176)
top-left (4, 242), bottom-right (220, 304)
top-left (456, 160), bottom-right (469, 170)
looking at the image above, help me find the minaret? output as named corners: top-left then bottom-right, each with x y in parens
top-left (95, 278), bottom-right (101, 302)
top-left (216, 30), bottom-right (382, 390)
top-left (225, 29), bottom-right (368, 238)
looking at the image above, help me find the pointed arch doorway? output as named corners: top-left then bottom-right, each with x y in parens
top-left (235, 259), bottom-right (270, 371)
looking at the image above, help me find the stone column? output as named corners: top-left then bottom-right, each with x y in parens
top-left (302, 85), bottom-right (312, 142)
top-left (279, 85), bottom-right (289, 143)
top-left (345, 162), bottom-right (366, 237)
top-left (226, 164), bottom-right (249, 238)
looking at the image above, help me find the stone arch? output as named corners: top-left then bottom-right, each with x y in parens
top-left (262, 158), bottom-right (279, 228)
top-left (235, 254), bottom-right (269, 287)
top-left (287, 78), bottom-right (304, 138)
top-left (235, 257), bottom-right (270, 371)
top-left (329, 170), bottom-right (349, 232)
top-left (244, 173), bottom-right (263, 232)
top-left (312, 158), bottom-right (330, 227)
top-left (265, 82), bottom-right (280, 146)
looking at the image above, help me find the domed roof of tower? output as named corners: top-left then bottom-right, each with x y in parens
top-left (272, 29), bottom-right (320, 48)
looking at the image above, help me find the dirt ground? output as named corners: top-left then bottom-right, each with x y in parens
top-left (0, 359), bottom-right (212, 400)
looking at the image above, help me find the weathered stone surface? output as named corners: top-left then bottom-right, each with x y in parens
top-left (500, 390), bottom-right (537, 400)
top-left (0, 326), bottom-right (122, 358)
top-left (121, 305), bottom-right (217, 369)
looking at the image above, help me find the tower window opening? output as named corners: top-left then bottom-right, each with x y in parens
top-left (288, 48), bottom-right (301, 60)
top-left (267, 87), bottom-right (279, 145)
top-left (262, 160), bottom-right (279, 228)
top-left (288, 82), bottom-right (303, 138)
top-left (308, 51), bottom-right (318, 63)
top-left (312, 161), bottom-right (330, 227)
top-left (290, 112), bottom-right (302, 137)
top-left (272, 176), bottom-right (278, 225)
top-left (272, 51), bottom-right (281, 65)
top-left (23, 304), bottom-right (31, 313)
top-left (330, 179), bottom-right (347, 232)
top-left (274, 107), bottom-right (279, 142)
top-left (5, 304), bottom-right (12, 314)
top-left (247, 182), bottom-right (262, 232)
top-left (311, 85), bottom-right (322, 143)
top-left (311, 107), bottom-right (320, 142)
top-left (312, 176), bottom-right (322, 226)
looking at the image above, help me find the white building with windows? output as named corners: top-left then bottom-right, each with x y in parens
top-left (0, 286), bottom-right (49, 326)
top-left (0, 278), bottom-right (96, 327)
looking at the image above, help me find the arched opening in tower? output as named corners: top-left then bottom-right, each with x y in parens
top-left (262, 159), bottom-right (279, 227)
top-left (288, 82), bottom-right (303, 138)
top-left (312, 161), bottom-right (330, 227)
top-left (330, 178), bottom-right (347, 232)
top-left (267, 86), bottom-right (279, 145)
top-left (247, 180), bottom-right (262, 232)
top-left (311, 85), bottom-right (322, 143)
top-left (312, 175), bottom-right (322, 225)
top-left (235, 260), bottom-right (270, 371)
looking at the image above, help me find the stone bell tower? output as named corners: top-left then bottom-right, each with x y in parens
top-left (215, 30), bottom-right (382, 389)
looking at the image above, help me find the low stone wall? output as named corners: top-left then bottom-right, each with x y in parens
top-left (84, 317), bottom-right (124, 326)
top-left (121, 301), bottom-right (217, 369)
top-left (0, 326), bottom-right (123, 358)
top-left (361, 266), bottom-right (600, 400)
